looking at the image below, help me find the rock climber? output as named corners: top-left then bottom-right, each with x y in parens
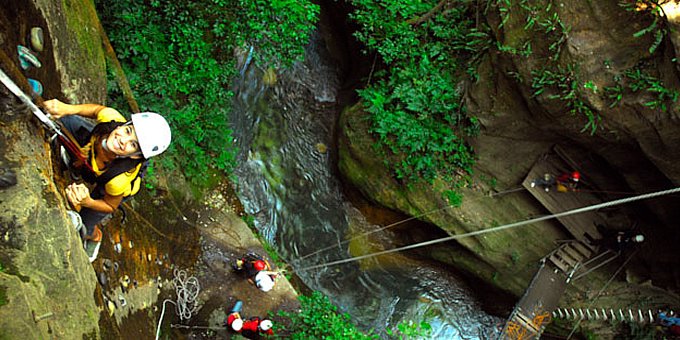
top-left (241, 316), bottom-right (274, 338)
top-left (225, 300), bottom-right (275, 338)
top-left (592, 224), bottom-right (644, 253)
top-left (530, 173), bottom-right (556, 192)
top-left (233, 252), bottom-right (279, 292)
top-left (43, 99), bottom-right (171, 262)
top-left (556, 171), bottom-right (580, 192)
top-left (659, 312), bottom-right (680, 336)
top-left (226, 300), bottom-right (244, 332)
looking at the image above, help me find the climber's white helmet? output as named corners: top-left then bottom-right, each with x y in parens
top-left (231, 318), bottom-right (243, 331)
top-left (130, 112), bottom-right (171, 158)
top-left (260, 319), bottom-right (273, 331)
top-left (255, 271), bottom-right (275, 292)
top-left (633, 234), bottom-right (645, 243)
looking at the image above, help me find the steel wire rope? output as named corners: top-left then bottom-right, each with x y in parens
top-left (566, 250), bottom-right (638, 339)
top-left (296, 186), bottom-right (526, 262)
top-left (155, 269), bottom-right (200, 340)
top-left (295, 186), bottom-right (680, 272)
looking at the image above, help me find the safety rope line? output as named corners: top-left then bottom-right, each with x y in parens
top-left (296, 186), bottom-right (680, 272)
top-left (566, 250), bottom-right (638, 339)
top-left (154, 269), bottom-right (200, 340)
top-left (296, 186), bottom-right (525, 262)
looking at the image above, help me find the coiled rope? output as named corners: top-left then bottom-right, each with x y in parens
top-left (155, 269), bottom-right (200, 340)
top-left (296, 186), bottom-right (680, 272)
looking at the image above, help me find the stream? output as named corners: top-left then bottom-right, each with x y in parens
top-left (230, 30), bottom-right (502, 339)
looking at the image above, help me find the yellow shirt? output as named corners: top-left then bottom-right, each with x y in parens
top-left (89, 109), bottom-right (142, 197)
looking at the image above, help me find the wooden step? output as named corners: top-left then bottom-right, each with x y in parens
top-left (513, 311), bottom-right (540, 334)
top-left (555, 250), bottom-right (579, 268)
top-left (570, 241), bottom-right (593, 259)
top-left (549, 254), bottom-right (570, 273)
top-left (562, 244), bottom-right (586, 263)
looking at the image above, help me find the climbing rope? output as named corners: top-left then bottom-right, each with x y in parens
top-left (154, 269), bottom-right (200, 340)
top-left (296, 186), bottom-right (680, 272)
top-left (173, 269), bottom-right (200, 320)
top-left (297, 186), bottom-right (526, 262)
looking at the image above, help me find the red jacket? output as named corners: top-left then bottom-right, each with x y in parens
top-left (242, 317), bottom-right (274, 336)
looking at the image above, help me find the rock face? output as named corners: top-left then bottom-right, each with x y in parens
top-left (339, 0), bottom-right (680, 311)
top-left (0, 0), bottom-right (106, 338)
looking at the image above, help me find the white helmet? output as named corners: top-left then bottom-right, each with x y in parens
top-left (130, 112), bottom-right (171, 158)
top-left (633, 234), bottom-right (645, 243)
top-left (231, 318), bottom-right (243, 331)
top-left (255, 271), bottom-right (275, 292)
top-left (260, 319), bottom-right (273, 331)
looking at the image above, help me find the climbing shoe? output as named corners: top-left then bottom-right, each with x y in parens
top-left (27, 78), bottom-right (43, 96)
top-left (84, 225), bottom-right (103, 242)
top-left (17, 45), bottom-right (41, 70)
top-left (29, 27), bottom-right (44, 52)
top-left (84, 239), bottom-right (101, 263)
top-left (66, 210), bottom-right (84, 232)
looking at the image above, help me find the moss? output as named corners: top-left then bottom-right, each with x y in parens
top-left (0, 285), bottom-right (6, 307)
top-left (61, 0), bottom-right (102, 67)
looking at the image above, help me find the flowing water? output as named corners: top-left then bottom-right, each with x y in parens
top-left (231, 31), bottom-right (501, 339)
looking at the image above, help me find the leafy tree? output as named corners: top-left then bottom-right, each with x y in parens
top-left (277, 291), bottom-right (377, 339)
top-left (350, 0), bottom-right (489, 183)
top-left (97, 0), bottom-right (318, 186)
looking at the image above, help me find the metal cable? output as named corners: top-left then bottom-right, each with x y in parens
top-left (566, 250), bottom-right (638, 339)
top-left (296, 186), bottom-right (525, 262)
top-left (296, 186), bottom-right (680, 272)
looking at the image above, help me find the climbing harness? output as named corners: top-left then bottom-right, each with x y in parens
top-left (155, 269), bottom-right (200, 340)
top-left (295, 186), bottom-right (680, 272)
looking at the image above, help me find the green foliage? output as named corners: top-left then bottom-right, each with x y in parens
top-left (493, 0), bottom-right (569, 61)
top-left (530, 64), bottom-right (600, 134)
top-left (604, 67), bottom-right (679, 111)
top-left (227, 0), bottom-right (319, 68)
top-left (604, 81), bottom-right (624, 108)
top-left (510, 250), bottom-right (520, 265)
top-left (97, 0), bottom-right (316, 187)
top-left (277, 291), bottom-right (377, 339)
top-left (624, 68), bottom-right (679, 111)
top-left (351, 0), bottom-right (488, 183)
top-left (98, 0), bottom-right (236, 187)
top-left (241, 214), bottom-right (256, 229)
top-left (625, 1), bottom-right (667, 55)
top-left (622, 320), bottom-right (659, 339)
top-left (0, 285), bottom-right (6, 307)
top-left (387, 320), bottom-right (432, 339)
top-left (442, 190), bottom-right (463, 207)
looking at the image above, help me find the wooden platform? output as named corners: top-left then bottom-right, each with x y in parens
top-left (522, 159), bottom-right (604, 243)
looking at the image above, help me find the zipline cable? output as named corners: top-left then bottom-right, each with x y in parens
top-left (297, 186), bottom-right (526, 262)
top-left (296, 186), bottom-right (680, 272)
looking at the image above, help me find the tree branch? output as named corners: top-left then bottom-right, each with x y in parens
top-left (407, 0), bottom-right (451, 26)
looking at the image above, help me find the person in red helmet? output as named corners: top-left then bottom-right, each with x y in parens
top-left (556, 171), bottom-right (580, 192)
top-left (233, 252), bottom-right (279, 292)
top-left (241, 317), bottom-right (275, 338)
top-left (225, 300), bottom-right (244, 332)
